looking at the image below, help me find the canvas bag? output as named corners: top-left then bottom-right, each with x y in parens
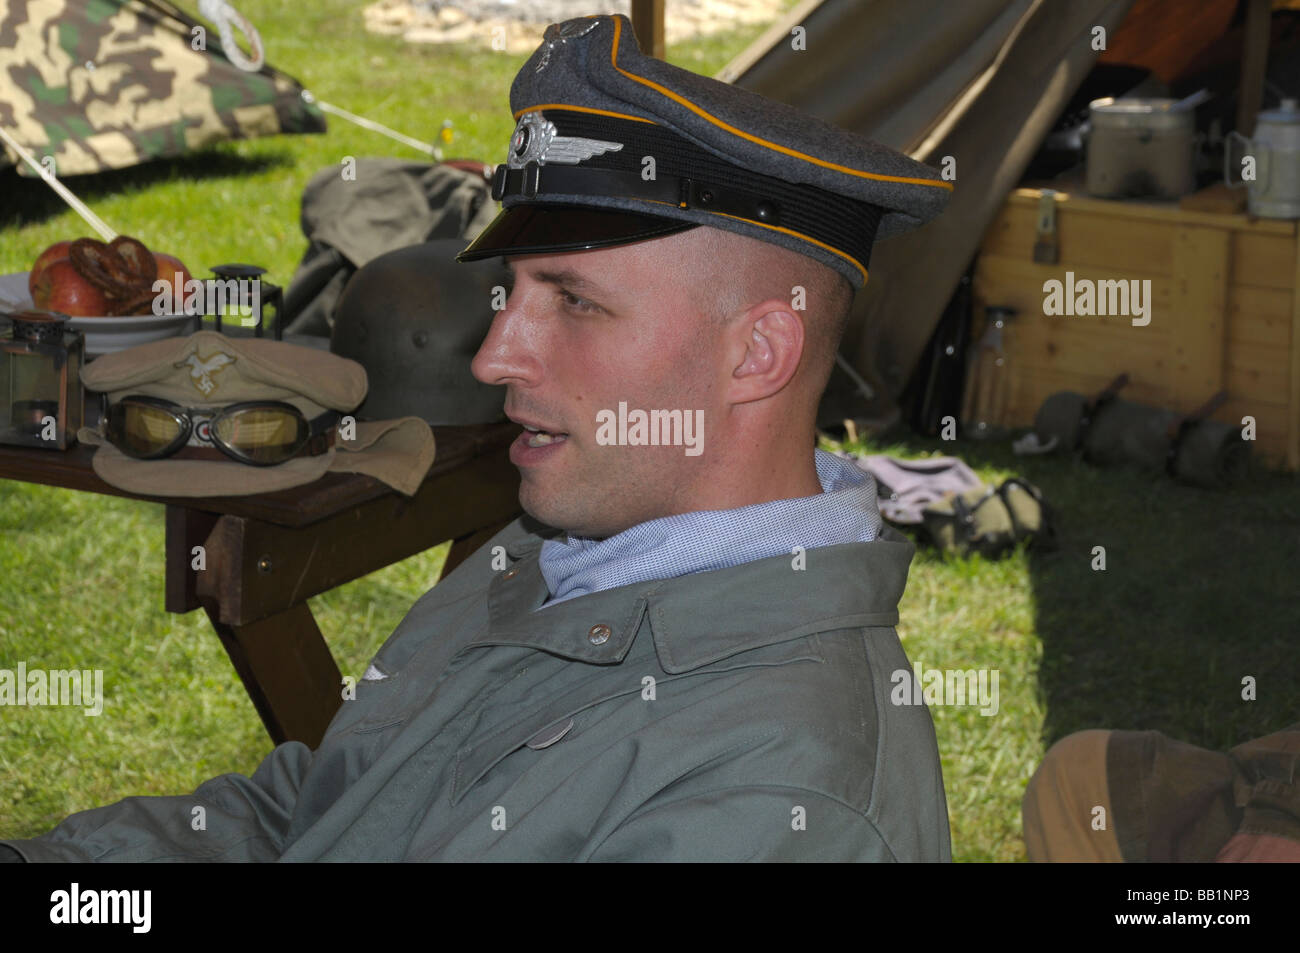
top-left (922, 477), bottom-right (1057, 558)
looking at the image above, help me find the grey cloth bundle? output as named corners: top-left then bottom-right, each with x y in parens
top-left (282, 161), bottom-right (498, 336)
top-left (921, 478), bottom-right (1056, 559)
top-left (1034, 389), bottom-right (1249, 488)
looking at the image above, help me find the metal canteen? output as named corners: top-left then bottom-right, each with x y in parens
top-left (1224, 98), bottom-right (1300, 219)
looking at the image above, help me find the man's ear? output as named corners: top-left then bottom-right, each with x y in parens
top-left (728, 299), bottom-right (806, 403)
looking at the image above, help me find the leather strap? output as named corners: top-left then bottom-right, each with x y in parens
top-left (1076, 372), bottom-right (1130, 451)
top-left (171, 429), bottom-right (335, 464)
top-left (1165, 390), bottom-right (1228, 476)
top-left (494, 162), bottom-right (783, 225)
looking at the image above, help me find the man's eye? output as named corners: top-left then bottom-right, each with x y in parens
top-left (559, 290), bottom-right (600, 313)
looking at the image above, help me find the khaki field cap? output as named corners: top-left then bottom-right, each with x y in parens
top-left (82, 330), bottom-right (384, 497)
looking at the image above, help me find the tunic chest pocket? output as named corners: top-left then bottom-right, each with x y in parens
top-left (350, 670), bottom-right (415, 734)
top-left (450, 692), bottom-right (628, 806)
top-left (524, 717), bottom-right (575, 749)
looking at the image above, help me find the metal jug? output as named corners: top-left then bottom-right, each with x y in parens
top-left (1225, 98), bottom-right (1300, 218)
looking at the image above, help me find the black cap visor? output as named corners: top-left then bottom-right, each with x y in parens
top-left (456, 203), bottom-right (697, 263)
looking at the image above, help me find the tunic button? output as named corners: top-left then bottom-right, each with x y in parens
top-left (502, 567), bottom-right (519, 579)
top-left (587, 623), bottom-right (612, 645)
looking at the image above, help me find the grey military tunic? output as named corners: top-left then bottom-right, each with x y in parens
top-left (4, 518), bottom-right (951, 862)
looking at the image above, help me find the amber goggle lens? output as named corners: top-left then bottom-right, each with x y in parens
top-left (210, 407), bottom-right (306, 464)
top-left (106, 401), bottom-right (187, 458)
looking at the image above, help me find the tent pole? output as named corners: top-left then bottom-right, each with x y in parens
top-left (1237, 0), bottom-right (1272, 135)
top-left (0, 126), bottom-right (117, 242)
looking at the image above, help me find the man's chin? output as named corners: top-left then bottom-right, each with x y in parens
top-left (518, 491), bottom-right (619, 541)
top-left (518, 490), bottom-right (574, 537)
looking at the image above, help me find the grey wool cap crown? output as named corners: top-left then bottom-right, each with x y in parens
top-left (457, 13), bottom-right (953, 287)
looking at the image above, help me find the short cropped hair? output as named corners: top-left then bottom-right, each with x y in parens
top-left (683, 227), bottom-right (854, 397)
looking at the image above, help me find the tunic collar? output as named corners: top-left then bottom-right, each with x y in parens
top-left (476, 453), bottom-right (912, 673)
top-left (536, 449), bottom-right (882, 606)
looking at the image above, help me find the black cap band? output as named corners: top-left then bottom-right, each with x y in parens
top-left (491, 110), bottom-right (884, 275)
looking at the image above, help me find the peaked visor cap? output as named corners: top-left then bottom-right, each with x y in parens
top-left (457, 13), bottom-right (953, 288)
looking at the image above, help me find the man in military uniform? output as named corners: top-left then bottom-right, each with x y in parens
top-left (1, 13), bottom-right (953, 862)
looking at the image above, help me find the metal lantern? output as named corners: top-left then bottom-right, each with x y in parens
top-left (0, 310), bottom-right (84, 450)
top-left (207, 264), bottom-right (283, 339)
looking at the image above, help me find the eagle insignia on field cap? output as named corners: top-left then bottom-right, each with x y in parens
top-left (507, 111), bottom-right (624, 169)
top-left (176, 350), bottom-right (235, 396)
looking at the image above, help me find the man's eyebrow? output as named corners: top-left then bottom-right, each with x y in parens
top-left (506, 262), bottom-right (612, 299)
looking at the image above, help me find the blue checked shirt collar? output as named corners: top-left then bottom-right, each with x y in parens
top-left (536, 449), bottom-right (881, 609)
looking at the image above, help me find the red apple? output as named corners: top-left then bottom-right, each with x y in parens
top-left (31, 259), bottom-right (111, 316)
top-left (152, 252), bottom-right (193, 313)
top-left (28, 240), bottom-right (73, 298)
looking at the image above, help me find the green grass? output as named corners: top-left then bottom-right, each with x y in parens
top-left (0, 478), bottom-right (451, 835)
top-left (4, 0), bottom-right (1297, 863)
top-left (833, 430), bottom-right (1299, 862)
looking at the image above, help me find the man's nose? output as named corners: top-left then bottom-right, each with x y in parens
top-left (471, 293), bottom-right (543, 387)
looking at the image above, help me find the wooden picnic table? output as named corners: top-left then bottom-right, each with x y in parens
top-left (0, 421), bottom-right (522, 748)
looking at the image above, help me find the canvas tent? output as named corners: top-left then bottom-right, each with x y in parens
top-left (0, 0), bottom-right (325, 178)
top-left (722, 0), bottom-right (1298, 419)
top-left (721, 0), bottom-right (1138, 414)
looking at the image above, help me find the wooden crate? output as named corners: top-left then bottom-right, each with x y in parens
top-left (972, 186), bottom-right (1300, 469)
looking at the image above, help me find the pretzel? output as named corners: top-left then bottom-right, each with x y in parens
top-left (108, 290), bottom-right (160, 316)
top-left (109, 236), bottom-right (158, 288)
top-left (68, 238), bottom-right (152, 300)
top-left (68, 238), bottom-right (130, 293)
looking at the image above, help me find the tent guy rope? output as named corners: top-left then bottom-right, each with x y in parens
top-left (300, 90), bottom-right (446, 161)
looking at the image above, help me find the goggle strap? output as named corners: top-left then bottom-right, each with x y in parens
top-left (157, 428), bottom-right (335, 464)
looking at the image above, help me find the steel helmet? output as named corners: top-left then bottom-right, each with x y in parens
top-left (330, 239), bottom-right (508, 425)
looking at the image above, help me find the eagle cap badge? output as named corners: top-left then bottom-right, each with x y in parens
top-left (506, 111), bottom-right (623, 169)
top-left (176, 350), bottom-right (236, 397)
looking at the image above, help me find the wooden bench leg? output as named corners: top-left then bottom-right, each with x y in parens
top-left (440, 517), bottom-right (516, 581)
top-left (203, 602), bottom-right (342, 749)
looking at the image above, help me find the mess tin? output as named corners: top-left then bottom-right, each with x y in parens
top-left (1086, 96), bottom-right (1198, 199)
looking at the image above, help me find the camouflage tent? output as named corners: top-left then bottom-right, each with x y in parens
top-left (0, 0), bottom-right (325, 177)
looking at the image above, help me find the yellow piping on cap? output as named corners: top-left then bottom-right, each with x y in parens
top-left (637, 198), bottom-right (869, 286)
top-left (513, 103), bottom-right (656, 124)
top-left (608, 16), bottom-right (952, 194)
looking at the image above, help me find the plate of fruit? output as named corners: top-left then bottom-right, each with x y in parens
top-left (1, 236), bottom-right (198, 358)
